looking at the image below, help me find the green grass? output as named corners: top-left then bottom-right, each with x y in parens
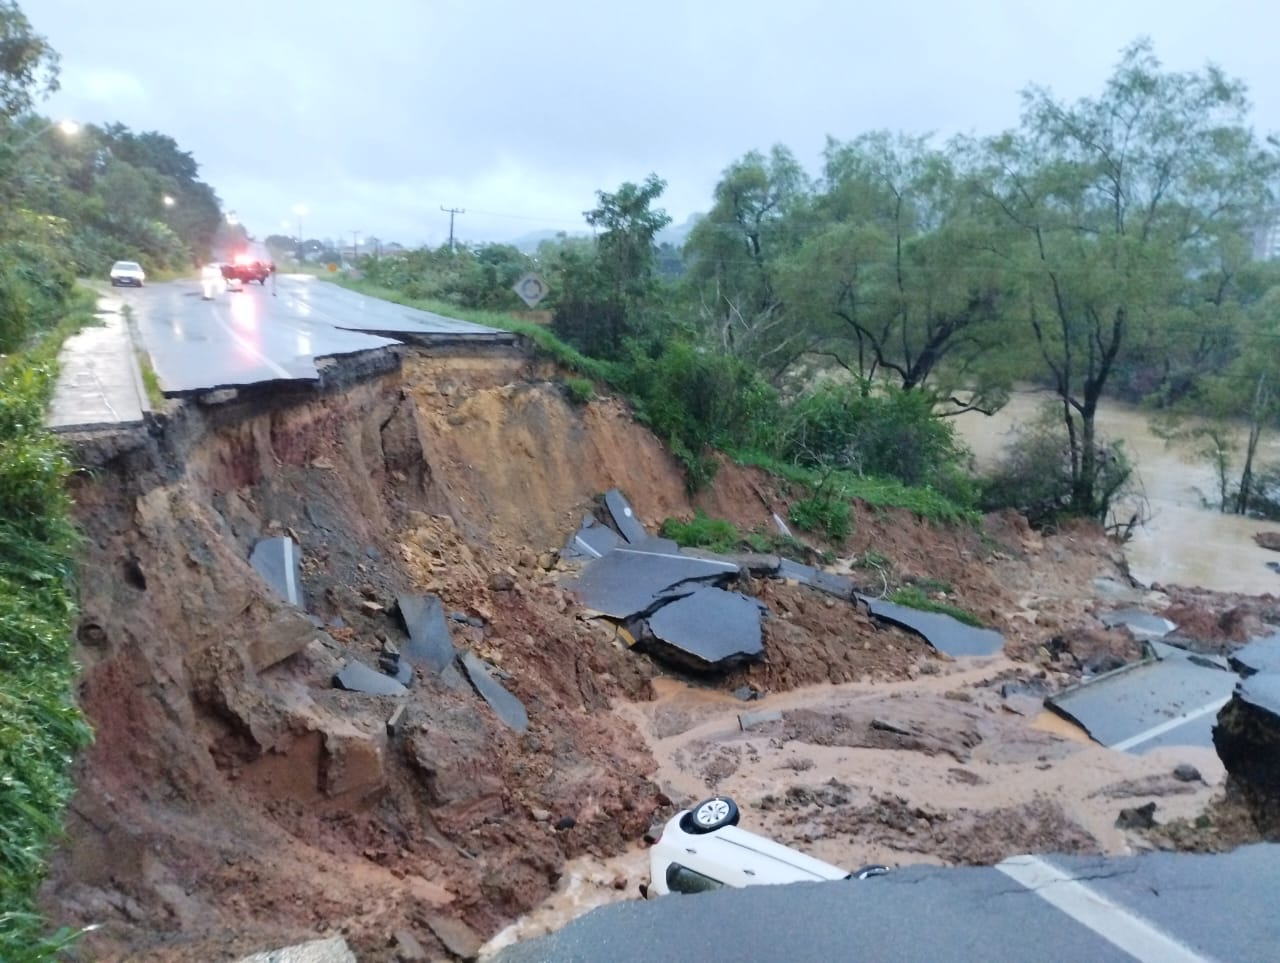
top-left (886, 586), bottom-right (986, 627)
top-left (730, 450), bottom-right (980, 528)
top-left (0, 290), bottom-right (96, 959)
top-left (660, 511), bottom-right (814, 561)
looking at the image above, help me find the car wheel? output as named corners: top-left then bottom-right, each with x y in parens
top-left (851, 864), bottom-right (890, 880)
top-left (685, 796), bottom-right (739, 834)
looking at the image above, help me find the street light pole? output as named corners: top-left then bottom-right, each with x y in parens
top-left (292, 203), bottom-right (308, 264)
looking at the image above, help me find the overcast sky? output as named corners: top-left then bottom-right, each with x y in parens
top-left (30, 0), bottom-right (1280, 248)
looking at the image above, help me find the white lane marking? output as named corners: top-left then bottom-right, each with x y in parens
top-left (996, 855), bottom-right (1217, 963)
top-left (573, 536), bottom-right (604, 559)
top-left (209, 301), bottom-right (293, 380)
top-left (282, 538), bottom-right (299, 607)
top-left (1109, 696), bottom-right (1231, 752)
top-left (614, 548), bottom-right (737, 569)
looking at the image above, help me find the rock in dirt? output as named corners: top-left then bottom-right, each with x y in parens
top-left (391, 929), bottom-right (428, 962)
top-left (1173, 763), bottom-right (1203, 783)
top-left (1254, 531), bottom-right (1280, 552)
top-left (738, 709), bottom-right (783, 731)
top-left (334, 660), bottom-right (409, 697)
top-left (424, 912), bottom-right (483, 961)
top-left (236, 936), bottom-right (356, 962)
top-left (1116, 802), bottom-right (1158, 830)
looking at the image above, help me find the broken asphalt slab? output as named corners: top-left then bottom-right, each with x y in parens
top-left (1098, 608), bottom-right (1177, 641)
top-left (561, 515), bottom-right (622, 560)
top-left (777, 558), bottom-right (857, 599)
top-left (250, 536), bottom-right (304, 608)
top-left (459, 651), bottom-right (529, 733)
top-left (604, 488), bottom-right (649, 544)
top-left (862, 597), bottom-right (1004, 658)
top-left (494, 844), bottom-right (1280, 963)
top-left (646, 587), bottom-right (766, 668)
top-left (1048, 646), bottom-right (1238, 754)
top-left (333, 660), bottom-right (408, 697)
top-left (1214, 674), bottom-right (1280, 828)
top-left (563, 547), bottom-right (739, 619)
top-left (394, 593), bottom-right (457, 673)
top-left (1229, 633), bottom-right (1280, 676)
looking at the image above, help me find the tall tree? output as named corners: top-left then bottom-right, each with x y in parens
top-left (552, 174), bottom-right (672, 358)
top-left (684, 146), bottom-right (811, 377)
top-left (983, 39), bottom-right (1278, 521)
top-left (0, 0), bottom-right (57, 120)
top-left (786, 133), bottom-right (1014, 411)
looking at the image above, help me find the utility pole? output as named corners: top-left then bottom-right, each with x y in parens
top-left (351, 230), bottom-right (360, 263)
top-left (441, 205), bottom-right (465, 252)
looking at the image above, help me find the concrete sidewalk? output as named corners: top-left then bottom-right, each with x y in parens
top-left (45, 293), bottom-right (152, 433)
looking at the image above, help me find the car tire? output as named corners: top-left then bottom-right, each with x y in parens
top-left (683, 797), bottom-right (740, 834)
top-left (851, 864), bottom-right (890, 880)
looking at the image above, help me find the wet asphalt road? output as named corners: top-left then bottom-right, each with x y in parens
top-left (494, 844), bottom-right (1280, 963)
top-left (121, 274), bottom-right (510, 396)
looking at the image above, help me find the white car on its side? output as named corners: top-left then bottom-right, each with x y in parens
top-left (642, 796), bottom-right (889, 897)
top-left (109, 260), bottom-right (146, 287)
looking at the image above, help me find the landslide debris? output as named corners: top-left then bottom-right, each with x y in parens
top-left (40, 344), bottom-right (1268, 960)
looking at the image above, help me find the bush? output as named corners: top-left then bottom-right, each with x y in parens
top-left (623, 339), bottom-right (779, 490)
top-left (661, 511), bottom-right (741, 552)
top-left (564, 377), bottom-right (595, 405)
top-left (979, 406), bottom-right (1135, 530)
top-left (0, 356), bottom-right (92, 959)
top-left (778, 382), bottom-right (973, 502)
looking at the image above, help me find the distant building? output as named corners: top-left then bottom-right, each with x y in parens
top-left (1251, 216), bottom-right (1280, 260)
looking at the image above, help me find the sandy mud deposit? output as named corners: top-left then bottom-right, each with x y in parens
top-left (39, 345), bottom-right (1279, 961)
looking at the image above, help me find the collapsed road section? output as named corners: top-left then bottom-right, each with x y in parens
top-left (561, 488), bottom-right (1006, 672)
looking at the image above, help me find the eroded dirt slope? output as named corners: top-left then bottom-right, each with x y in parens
top-left (39, 346), bottom-right (1274, 961)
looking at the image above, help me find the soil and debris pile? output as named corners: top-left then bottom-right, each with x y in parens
top-left (39, 345), bottom-right (1278, 961)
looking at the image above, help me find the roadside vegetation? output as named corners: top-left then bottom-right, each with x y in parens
top-left (341, 41), bottom-right (1280, 531)
top-left (0, 2), bottom-right (237, 954)
top-left (0, 291), bottom-right (96, 957)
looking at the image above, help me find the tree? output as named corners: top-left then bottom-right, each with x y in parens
top-left (0, 0), bottom-right (58, 120)
top-left (552, 174), bottom-right (672, 358)
top-left (684, 146), bottom-right (811, 378)
top-left (982, 39), bottom-right (1278, 522)
top-left (786, 133), bottom-right (1015, 411)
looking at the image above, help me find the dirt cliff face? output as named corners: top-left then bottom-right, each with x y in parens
top-left (40, 345), bottom-right (1259, 961)
top-left (43, 349), bottom-right (683, 961)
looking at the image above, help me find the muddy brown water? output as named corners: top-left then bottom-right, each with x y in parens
top-left (955, 390), bottom-right (1280, 596)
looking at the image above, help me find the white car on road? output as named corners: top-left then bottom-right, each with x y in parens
top-left (643, 796), bottom-right (889, 897)
top-left (109, 260), bottom-right (146, 287)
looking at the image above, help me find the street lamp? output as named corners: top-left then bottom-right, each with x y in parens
top-left (8, 117), bottom-right (80, 153)
top-left (163, 195), bottom-right (175, 208)
top-left (292, 203), bottom-right (308, 262)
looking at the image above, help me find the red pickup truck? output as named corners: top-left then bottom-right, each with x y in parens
top-left (220, 251), bottom-right (275, 285)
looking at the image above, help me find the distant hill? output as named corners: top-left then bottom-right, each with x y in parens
top-left (507, 212), bottom-right (702, 254)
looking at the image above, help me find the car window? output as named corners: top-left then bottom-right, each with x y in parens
top-left (665, 862), bottom-right (724, 895)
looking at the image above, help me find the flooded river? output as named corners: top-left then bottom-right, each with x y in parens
top-left (954, 390), bottom-right (1280, 596)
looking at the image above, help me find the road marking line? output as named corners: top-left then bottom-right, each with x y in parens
top-left (210, 302), bottom-right (293, 380)
top-left (615, 548), bottom-right (737, 568)
top-left (1109, 696), bottom-right (1231, 752)
top-left (996, 855), bottom-right (1217, 963)
top-left (282, 538), bottom-right (299, 606)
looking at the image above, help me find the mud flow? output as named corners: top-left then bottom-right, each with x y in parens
top-left (40, 346), bottom-right (1278, 961)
